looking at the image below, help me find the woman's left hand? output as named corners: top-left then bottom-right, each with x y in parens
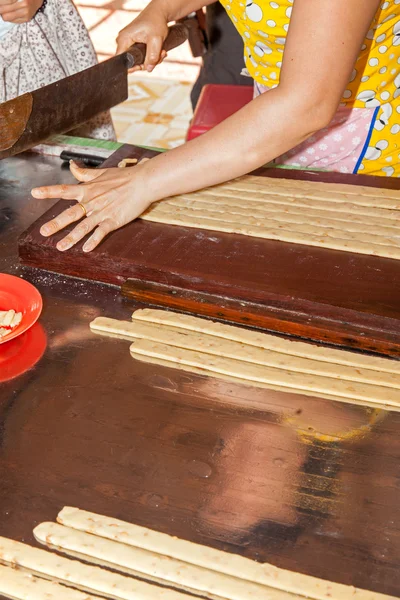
top-left (31, 161), bottom-right (153, 253)
top-left (0, 0), bottom-right (44, 23)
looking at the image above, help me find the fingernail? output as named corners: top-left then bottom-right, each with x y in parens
top-left (82, 243), bottom-right (92, 253)
top-left (57, 241), bottom-right (70, 252)
top-left (147, 65), bottom-right (154, 72)
top-left (40, 226), bottom-right (50, 236)
top-left (32, 189), bottom-right (42, 197)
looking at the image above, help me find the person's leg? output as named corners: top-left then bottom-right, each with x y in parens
top-left (191, 3), bottom-right (252, 110)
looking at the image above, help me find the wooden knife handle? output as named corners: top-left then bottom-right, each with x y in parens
top-left (126, 23), bottom-right (189, 69)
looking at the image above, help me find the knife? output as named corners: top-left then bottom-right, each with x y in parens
top-left (0, 23), bottom-right (188, 159)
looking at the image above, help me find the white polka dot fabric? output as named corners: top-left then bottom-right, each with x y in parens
top-left (220, 0), bottom-right (400, 176)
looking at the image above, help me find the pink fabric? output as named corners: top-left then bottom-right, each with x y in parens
top-left (254, 81), bottom-right (375, 173)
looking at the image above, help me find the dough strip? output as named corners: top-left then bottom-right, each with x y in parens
top-left (188, 188), bottom-right (399, 221)
top-left (141, 209), bottom-right (400, 259)
top-left (140, 174), bottom-right (400, 258)
top-left (178, 192), bottom-right (400, 221)
top-left (222, 175), bottom-right (400, 204)
top-left (57, 508), bottom-right (396, 600)
top-left (90, 317), bottom-right (400, 389)
top-left (0, 564), bottom-right (102, 600)
top-left (34, 522), bottom-right (296, 600)
top-left (128, 338), bottom-right (400, 407)
top-left (0, 536), bottom-right (193, 600)
top-left (129, 350), bottom-right (388, 411)
top-left (131, 310), bottom-right (400, 375)
top-left (166, 198), bottom-right (400, 235)
top-left (147, 203), bottom-right (400, 249)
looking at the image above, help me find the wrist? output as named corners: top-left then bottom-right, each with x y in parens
top-left (144, 0), bottom-right (171, 21)
top-left (149, 0), bottom-right (182, 22)
top-left (133, 161), bottom-right (160, 210)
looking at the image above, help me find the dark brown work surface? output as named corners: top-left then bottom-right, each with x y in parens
top-left (1, 152), bottom-right (400, 598)
top-left (19, 145), bottom-right (400, 357)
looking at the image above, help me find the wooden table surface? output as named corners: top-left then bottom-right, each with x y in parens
top-left (1, 151), bottom-right (400, 597)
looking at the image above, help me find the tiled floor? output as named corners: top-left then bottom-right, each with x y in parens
top-left (75, 0), bottom-right (201, 148)
top-left (112, 76), bottom-right (195, 149)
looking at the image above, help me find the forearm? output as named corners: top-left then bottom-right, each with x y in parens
top-left (140, 88), bottom-right (331, 203)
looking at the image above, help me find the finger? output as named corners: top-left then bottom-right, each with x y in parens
top-left (0, 0), bottom-right (19, 6)
top-left (69, 161), bottom-right (107, 183)
top-left (116, 28), bottom-right (134, 55)
top-left (4, 16), bottom-right (26, 23)
top-left (144, 36), bottom-right (163, 72)
top-left (1, 2), bottom-right (27, 14)
top-left (0, 1), bottom-right (19, 13)
top-left (40, 202), bottom-right (89, 238)
top-left (56, 216), bottom-right (98, 252)
top-left (128, 65), bottom-right (144, 73)
top-left (1, 8), bottom-right (27, 21)
top-left (82, 219), bottom-right (116, 253)
top-left (31, 183), bottom-right (84, 201)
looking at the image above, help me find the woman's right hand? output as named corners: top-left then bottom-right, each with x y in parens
top-left (116, 3), bottom-right (169, 72)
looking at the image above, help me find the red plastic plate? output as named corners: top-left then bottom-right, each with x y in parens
top-left (0, 273), bottom-right (43, 344)
top-left (0, 322), bottom-right (47, 382)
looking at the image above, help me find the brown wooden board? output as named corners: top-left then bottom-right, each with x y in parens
top-left (19, 145), bottom-right (400, 357)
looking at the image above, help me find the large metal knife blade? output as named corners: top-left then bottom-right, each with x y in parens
top-left (0, 23), bottom-right (188, 159)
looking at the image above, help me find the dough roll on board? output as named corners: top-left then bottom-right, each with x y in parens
top-left (142, 207), bottom-right (400, 259)
top-left (56, 507), bottom-right (396, 600)
top-left (171, 190), bottom-right (400, 222)
top-left (188, 190), bottom-right (400, 220)
top-left (0, 536), bottom-right (194, 600)
top-left (214, 175), bottom-right (400, 204)
top-left (139, 175), bottom-right (400, 259)
top-left (145, 203), bottom-right (398, 248)
top-left (166, 197), bottom-right (400, 237)
top-left (34, 522), bottom-right (302, 600)
top-left (0, 564), bottom-right (102, 600)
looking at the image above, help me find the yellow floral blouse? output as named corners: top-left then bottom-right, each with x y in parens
top-left (219, 0), bottom-right (400, 176)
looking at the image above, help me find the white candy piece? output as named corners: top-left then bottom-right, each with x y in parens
top-left (11, 312), bottom-right (22, 328)
top-left (118, 158), bottom-right (138, 168)
top-left (0, 309), bottom-right (22, 332)
top-left (2, 310), bottom-right (14, 327)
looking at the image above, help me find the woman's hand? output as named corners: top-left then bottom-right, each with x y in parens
top-left (0, 0), bottom-right (43, 23)
top-left (116, 2), bottom-right (169, 72)
top-left (31, 161), bottom-right (154, 253)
